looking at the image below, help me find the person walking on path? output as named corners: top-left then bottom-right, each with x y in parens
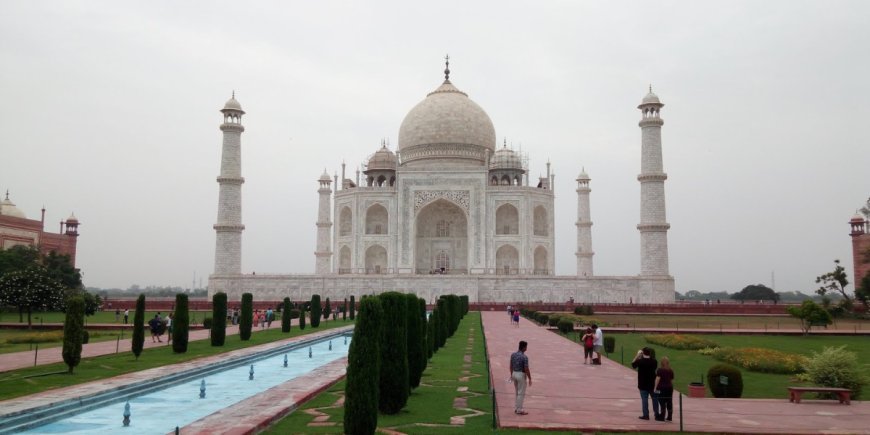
top-left (266, 308), bottom-right (274, 328)
top-left (512, 309), bottom-right (520, 327)
top-left (148, 314), bottom-right (163, 343)
top-left (509, 340), bottom-right (532, 415)
top-left (123, 309), bottom-right (129, 324)
top-left (631, 347), bottom-right (659, 420)
top-left (654, 356), bottom-right (675, 421)
top-left (165, 313), bottom-right (173, 344)
top-left (581, 327), bottom-right (594, 364)
top-left (592, 324), bottom-right (603, 364)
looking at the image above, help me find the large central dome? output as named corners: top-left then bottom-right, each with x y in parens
top-left (398, 79), bottom-right (496, 168)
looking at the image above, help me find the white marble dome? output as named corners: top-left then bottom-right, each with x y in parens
top-left (490, 145), bottom-right (523, 170)
top-left (366, 145), bottom-right (397, 171)
top-left (398, 80), bottom-right (496, 167)
top-left (222, 96), bottom-right (244, 112)
top-left (0, 196), bottom-right (26, 219)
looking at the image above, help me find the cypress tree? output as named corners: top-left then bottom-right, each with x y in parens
top-left (378, 292), bottom-right (409, 414)
top-left (310, 294), bottom-right (322, 327)
top-left (211, 292), bottom-right (227, 346)
top-left (343, 298), bottom-right (347, 321)
top-left (406, 293), bottom-right (424, 389)
top-left (460, 295), bottom-right (469, 315)
top-left (350, 295), bottom-right (356, 320)
top-left (418, 298), bottom-right (429, 369)
top-left (427, 307), bottom-right (435, 358)
top-left (446, 295), bottom-right (459, 336)
top-left (281, 297), bottom-right (292, 332)
top-left (343, 296), bottom-right (383, 435)
top-left (131, 294), bottom-right (145, 360)
top-left (172, 293), bottom-right (189, 353)
top-left (62, 295), bottom-right (85, 373)
top-left (299, 306), bottom-right (306, 330)
top-left (436, 298), bottom-right (448, 347)
top-left (240, 293), bottom-right (253, 340)
top-left (324, 297), bottom-right (331, 321)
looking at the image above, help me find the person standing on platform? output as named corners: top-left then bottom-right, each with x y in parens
top-left (581, 327), bottom-right (595, 364)
top-left (654, 356), bottom-right (675, 421)
top-left (592, 324), bottom-right (604, 364)
top-left (509, 340), bottom-right (532, 415)
top-left (123, 309), bottom-right (129, 324)
top-left (631, 347), bottom-right (659, 420)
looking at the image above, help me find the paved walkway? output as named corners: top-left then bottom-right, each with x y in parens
top-left (482, 311), bottom-right (870, 434)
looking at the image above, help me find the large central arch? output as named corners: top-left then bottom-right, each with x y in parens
top-left (414, 199), bottom-right (468, 274)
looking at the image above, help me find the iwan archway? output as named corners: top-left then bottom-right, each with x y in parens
top-left (414, 199), bottom-right (468, 274)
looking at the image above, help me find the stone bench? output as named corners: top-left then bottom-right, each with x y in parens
top-left (788, 386), bottom-right (851, 405)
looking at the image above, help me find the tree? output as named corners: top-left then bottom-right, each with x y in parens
top-left (436, 298), bottom-right (448, 347)
top-left (240, 293), bottom-right (253, 340)
top-left (172, 294), bottom-right (189, 353)
top-left (343, 298), bottom-right (347, 321)
top-left (787, 300), bottom-right (832, 335)
top-left (350, 295), bottom-right (356, 320)
top-left (427, 307), bottom-right (435, 358)
top-left (281, 297), bottom-right (292, 332)
top-left (299, 306), bottom-right (306, 330)
top-left (310, 294), bottom-right (322, 328)
top-left (731, 284), bottom-right (779, 302)
top-left (816, 260), bottom-right (852, 304)
top-left (42, 251), bottom-right (82, 290)
top-left (62, 295), bottom-right (85, 373)
top-left (131, 294), bottom-right (145, 360)
top-left (324, 297), bottom-right (331, 321)
top-left (418, 298), bottom-right (428, 370)
top-left (405, 293), bottom-right (424, 389)
top-left (855, 271), bottom-right (870, 310)
top-left (378, 292), bottom-right (409, 414)
top-left (211, 292), bottom-right (227, 346)
top-left (0, 245), bottom-right (40, 277)
top-left (0, 266), bottom-right (66, 328)
top-left (343, 296), bottom-right (383, 435)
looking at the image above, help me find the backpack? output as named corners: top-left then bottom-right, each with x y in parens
top-left (584, 335), bottom-right (593, 348)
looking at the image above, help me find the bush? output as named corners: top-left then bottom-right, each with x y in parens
top-left (281, 297), bottom-right (292, 333)
top-left (6, 331), bottom-right (63, 344)
top-left (310, 294), bottom-right (322, 328)
top-left (324, 297), bottom-right (331, 321)
top-left (460, 295), bottom-right (469, 315)
top-left (418, 298), bottom-right (428, 370)
top-left (603, 336), bottom-right (615, 354)
top-left (378, 292), bottom-right (409, 414)
top-left (707, 364), bottom-right (743, 398)
top-left (343, 298), bottom-right (348, 321)
top-left (802, 346), bottom-right (866, 399)
top-left (547, 316), bottom-right (562, 327)
top-left (427, 308), bottom-right (436, 357)
top-left (557, 319), bottom-right (574, 334)
top-left (81, 330), bottom-right (90, 344)
top-left (574, 305), bottom-right (594, 315)
top-left (240, 293), bottom-right (253, 340)
top-left (299, 307), bottom-right (306, 330)
top-left (343, 296), bottom-right (383, 435)
top-left (536, 313), bottom-right (549, 325)
top-left (131, 294), bottom-right (145, 360)
top-left (350, 295), bottom-right (356, 320)
top-left (288, 309), bottom-right (300, 319)
top-left (406, 293), bottom-right (424, 389)
top-left (62, 296), bottom-right (84, 374)
top-left (710, 347), bottom-right (806, 374)
top-left (211, 292), bottom-right (227, 346)
top-left (644, 334), bottom-right (718, 350)
top-left (172, 293), bottom-right (189, 353)
top-left (436, 299), bottom-right (448, 349)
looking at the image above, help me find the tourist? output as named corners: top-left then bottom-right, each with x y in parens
top-left (631, 347), bottom-right (659, 420)
top-left (592, 324), bottom-right (603, 364)
top-left (266, 308), bottom-right (274, 328)
top-left (123, 308), bottom-right (129, 324)
top-left (165, 313), bottom-right (173, 344)
top-left (512, 309), bottom-right (520, 326)
top-left (148, 314), bottom-right (162, 343)
top-left (231, 308), bottom-right (239, 325)
top-left (507, 305), bottom-right (513, 322)
top-left (509, 340), bottom-right (532, 415)
top-left (654, 356), bottom-right (674, 421)
top-left (581, 327), bottom-right (594, 364)
top-left (115, 309), bottom-right (120, 323)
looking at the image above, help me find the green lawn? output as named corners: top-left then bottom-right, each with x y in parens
top-left (0, 329), bottom-right (125, 354)
top-left (0, 310), bottom-right (213, 325)
top-left (0, 318), bottom-right (353, 401)
top-left (575, 332), bottom-right (870, 400)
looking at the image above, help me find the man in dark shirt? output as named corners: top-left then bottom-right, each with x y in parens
top-left (630, 347), bottom-right (659, 420)
top-left (509, 340), bottom-right (532, 415)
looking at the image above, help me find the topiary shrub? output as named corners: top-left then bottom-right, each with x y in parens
top-left (350, 295), bottom-right (356, 320)
top-left (604, 336), bottom-right (616, 354)
top-left (343, 298), bottom-right (348, 321)
top-left (707, 364), bottom-right (743, 398)
top-left (378, 292), bottom-right (409, 414)
top-left (289, 308), bottom-right (300, 319)
top-left (310, 294), bottom-right (322, 328)
top-left (406, 293), bottom-right (424, 389)
top-left (299, 307), bottom-right (306, 330)
top-left (202, 317), bottom-right (214, 329)
top-left (81, 330), bottom-right (90, 344)
top-left (343, 296), bottom-right (383, 435)
top-left (62, 296), bottom-right (85, 373)
top-left (802, 346), bottom-right (866, 399)
top-left (436, 299), bottom-right (448, 348)
top-left (427, 308), bottom-right (436, 357)
top-left (460, 295), bottom-right (469, 315)
top-left (131, 294), bottom-right (145, 360)
top-left (324, 297), bottom-right (331, 321)
top-left (418, 297), bottom-right (428, 370)
top-left (172, 293), bottom-right (189, 353)
top-left (557, 319), bottom-right (574, 334)
top-left (536, 313), bottom-right (549, 325)
top-left (281, 297), bottom-right (292, 333)
top-left (240, 293), bottom-right (253, 340)
top-left (211, 292), bottom-right (227, 346)
top-left (548, 316), bottom-right (562, 327)
top-left (574, 305), bottom-right (594, 315)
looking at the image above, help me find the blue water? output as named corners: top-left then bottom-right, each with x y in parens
top-left (22, 336), bottom-right (351, 434)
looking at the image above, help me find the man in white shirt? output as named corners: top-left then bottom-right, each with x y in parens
top-left (592, 324), bottom-right (604, 363)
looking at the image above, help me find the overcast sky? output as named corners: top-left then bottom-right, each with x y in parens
top-left (2, 1), bottom-right (867, 294)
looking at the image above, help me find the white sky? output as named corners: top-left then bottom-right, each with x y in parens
top-left (1, 1), bottom-right (867, 294)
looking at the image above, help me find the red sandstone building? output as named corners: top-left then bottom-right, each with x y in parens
top-left (0, 192), bottom-right (80, 266)
top-left (849, 198), bottom-right (870, 286)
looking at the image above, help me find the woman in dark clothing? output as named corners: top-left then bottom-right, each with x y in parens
top-left (654, 356), bottom-right (675, 421)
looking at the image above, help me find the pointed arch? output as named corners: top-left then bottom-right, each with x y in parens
top-left (534, 246), bottom-right (548, 275)
top-left (365, 244), bottom-right (387, 274)
top-left (339, 207), bottom-right (352, 237)
top-left (495, 203), bottom-right (519, 235)
top-left (365, 203), bottom-right (388, 235)
top-left (495, 244), bottom-right (519, 274)
top-left (338, 245), bottom-right (351, 274)
top-left (533, 205), bottom-right (548, 236)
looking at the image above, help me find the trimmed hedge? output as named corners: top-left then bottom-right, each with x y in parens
top-left (131, 294), bottom-right (145, 360)
top-left (711, 347), bottom-right (806, 374)
top-left (603, 336), bottom-right (616, 354)
top-left (406, 293), bottom-right (424, 389)
top-left (281, 297), bottom-right (292, 333)
top-left (574, 305), bottom-right (594, 315)
top-left (211, 292), bottom-right (227, 346)
top-left (378, 292), bottom-right (409, 414)
top-left (324, 297), bottom-right (331, 321)
top-left (344, 296), bottom-right (383, 435)
top-left (707, 364), bottom-right (743, 398)
top-left (644, 334), bottom-right (718, 350)
top-left (350, 295), bottom-right (356, 320)
top-left (240, 293), bottom-right (253, 341)
top-left (547, 315), bottom-right (562, 327)
top-left (310, 294), bottom-right (322, 328)
top-left (557, 319), bottom-right (574, 334)
top-left (299, 307), bottom-right (306, 330)
top-left (172, 293), bottom-right (189, 353)
top-left (62, 296), bottom-right (84, 373)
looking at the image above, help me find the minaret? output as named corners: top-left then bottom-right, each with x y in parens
top-left (637, 87), bottom-right (671, 276)
top-left (213, 93), bottom-right (245, 275)
top-left (315, 169), bottom-right (333, 274)
top-left (575, 169), bottom-right (594, 276)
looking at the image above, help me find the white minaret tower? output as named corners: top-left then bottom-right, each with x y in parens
top-left (637, 87), bottom-right (671, 276)
top-left (213, 93), bottom-right (246, 275)
top-left (575, 168), bottom-right (594, 276)
top-left (315, 169), bottom-right (333, 274)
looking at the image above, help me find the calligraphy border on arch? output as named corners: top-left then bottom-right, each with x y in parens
top-left (413, 190), bottom-right (470, 215)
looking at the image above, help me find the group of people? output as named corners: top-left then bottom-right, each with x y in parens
top-left (114, 308), bottom-right (130, 324)
top-left (580, 325), bottom-right (603, 364)
top-left (631, 347), bottom-right (675, 422)
top-left (507, 305), bottom-right (520, 326)
top-left (147, 312), bottom-right (173, 343)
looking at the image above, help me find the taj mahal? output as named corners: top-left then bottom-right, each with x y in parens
top-left (208, 60), bottom-right (675, 304)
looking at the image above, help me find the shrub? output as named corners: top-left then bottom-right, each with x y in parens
top-left (427, 308), bottom-right (436, 357)
top-left (644, 334), bottom-right (718, 350)
top-left (418, 298), bottom-right (428, 370)
top-left (324, 297), bottom-right (331, 320)
top-left (289, 308), bottom-right (300, 319)
top-left (131, 294), bottom-right (145, 360)
top-left (62, 296), bottom-right (85, 374)
top-left (211, 292), bottom-right (227, 346)
top-left (802, 346), bottom-right (866, 399)
top-left (603, 336), bottom-right (616, 354)
top-left (378, 292), bottom-right (409, 414)
top-left (557, 319), bottom-right (574, 334)
top-left (536, 313), bottom-right (549, 325)
top-left (172, 293), bottom-right (189, 353)
top-left (574, 305), bottom-right (594, 315)
top-left (343, 298), bottom-right (348, 321)
top-left (350, 295), bottom-right (356, 320)
top-left (710, 347), bottom-right (806, 374)
top-left (460, 295), bottom-right (469, 315)
top-left (299, 307), bottom-right (306, 330)
top-left (240, 293), bottom-right (253, 340)
top-left (547, 316), bottom-right (562, 327)
top-left (344, 296), bottom-right (383, 435)
top-left (310, 294), bottom-right (322, 328)
top-left (281, 297), bottom-right (292, 333)
top-left (787, 300), bottom-right (832, 334)
top-left (707, 364), bottom-right (743, 398)
top-left (406, 293), bottom-right (424, 389)
top-left (7, 331), bottom-right (63, 344)
top-left (81, 330), bottom-right (90, 344)
top-left (436, 299), bottom-right (448, 348)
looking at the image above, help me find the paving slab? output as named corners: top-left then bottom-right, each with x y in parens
top-left (482, 311), bottom-right (870, 434)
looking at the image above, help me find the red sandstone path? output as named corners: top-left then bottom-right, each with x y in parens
top-left (0, 320), bottom-right (303, 373)
top-left (481, 311), bottom-right (870, 434)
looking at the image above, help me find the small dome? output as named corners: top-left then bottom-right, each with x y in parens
top-left (577, 169), bottom-right (590, 180)
top-left (66, 213), bottom-right (78, 223)
top-left (489, 144), bottom-right (523, 171)
top-left (221, 95), bottom-right (244, 113)
top-left (0, 194), bottom-right (26, 219)
top-left (851, 213), bottom-right (866, 222)
top-left (366, 145), bottom-right (397, 171)
top-left (641, 91), bottom-right (661, 105)
top-left (319, 169), bottom-right (331, 181)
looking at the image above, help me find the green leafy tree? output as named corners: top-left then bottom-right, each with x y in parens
top-left (0, 245), bottom-right (40, 277)
top-left (0, 266), bottom-right (66, 328)
top-left (172, 294), bottom-right (189, 353)
top-left (240, 293), bottom-right (253, 340)
top-left (816, 260), bottom-right (852, 304)
top-left (281, 297), bottom-right (292, 332)
top-left (378, 292), bottom-right (409, 414)
top-left (405, 293), bottom-right (424, 389)
top-left (855, 271), bottom-right (870, 310)
top-left (731, 284), bottom-right (779, 302)
top-left (324, 297), bottom-right (331, 321)
top-left (131, 294), bottom-right (145, 360)
top-left (310, 294), bottom-right (322, 327)
top-left (211, 292), bottom-right (227, 346)
top-left (343, 296), bottom-right (383, 435)
top-left (62, 295), bottom-right (85, 373)
top-left (42, 251), bottom-right (82, 290)
top-left (299, 306), bottom-right (306, 330)
top-left (787, 300), bottom-right (833, 335)
top-left (350, 295), bottom-right (356, 320)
